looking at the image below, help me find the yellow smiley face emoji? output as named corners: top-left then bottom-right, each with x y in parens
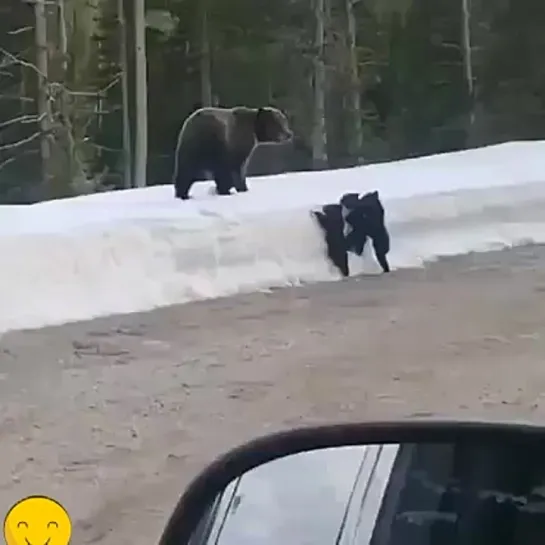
top-left (3, 496), bottom-right (71, 545)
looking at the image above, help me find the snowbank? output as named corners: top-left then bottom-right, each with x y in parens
top-left (2, 140), bottom-right (545, 332)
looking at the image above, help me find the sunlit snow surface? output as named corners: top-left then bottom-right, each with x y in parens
top-left (2, 140), bottom-right (545, 332)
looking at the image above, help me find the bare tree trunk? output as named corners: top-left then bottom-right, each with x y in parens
top-left (345, 0), bottom-right (363, 162)
top-left (461, 0), bottom-right (474, 126)
top-left (199, 0), bottom-right (213, 107)
top-left (311, 0), bottom-right (328, 169)
top-left (55, 0), bottom-right (89, 195)
top-left (57, 0), bottom-right (67, 73)
top-left (118, 0), bottom-right (132, 188)
top-left (34, 0), bottom-right (52, 196)
top-left (133, 0), bottom-right (147, 188)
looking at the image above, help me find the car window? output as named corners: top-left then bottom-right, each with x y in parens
top-left (200, 446), bottom-right (374, 545)
top-left (369, 442), bottom-right (545, 545)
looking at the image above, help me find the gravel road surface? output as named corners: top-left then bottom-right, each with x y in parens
top-left (2, 244), bottom-right (545, 545)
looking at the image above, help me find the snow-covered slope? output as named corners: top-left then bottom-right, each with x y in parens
top-left (2, 140), bottom-right (545, 333)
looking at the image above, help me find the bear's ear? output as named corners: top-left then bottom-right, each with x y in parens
top-left (340, 193), bottom-right (360, 209)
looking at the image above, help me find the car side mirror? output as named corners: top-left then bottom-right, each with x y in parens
top-left (159, 420), bottom-right (545, 545)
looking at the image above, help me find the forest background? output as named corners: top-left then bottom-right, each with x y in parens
top-left (0, 0), bottom-right (543, 204)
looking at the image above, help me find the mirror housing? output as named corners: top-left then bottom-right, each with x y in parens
top-left (159, 420), bottom-right (545, 545)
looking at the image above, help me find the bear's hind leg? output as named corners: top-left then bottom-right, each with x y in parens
top-left (211, 150), bottom-right (235, 195)
top-left (174, 177), bottom-right (194, 200)
top-left (174, 176), bottom-right (194, 200)
top-left (328, 236), bottom-right (349, 277)
top-left (371, 233), bottom-right (390, 273)
top-left (232, 169), bottom-right (248, 193)
top-left (212, 162), bottom-right (235, 196)
top-left (374, 248), bottom-right (390, 273)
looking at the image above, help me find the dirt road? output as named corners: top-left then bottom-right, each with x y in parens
top-left (2, 245), bottom-right (545, 545)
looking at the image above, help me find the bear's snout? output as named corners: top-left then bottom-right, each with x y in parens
top-left (282, 129), bottom-right (294, 142)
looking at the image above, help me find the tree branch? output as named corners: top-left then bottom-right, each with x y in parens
top-left (7, 26), bottom-right (34, 36)
top-left (0, 131), bottom-right (41, 151)
top-left (0, 112), bottom-right (46, 129)
top-left (0, 47), bottom-right (121, 99)
top-left (0, 46), bottom-right (47, 78)
top-left (0, 150), bottom-right (39, 176)
top-left (0, 93), bottom-right (35, 103)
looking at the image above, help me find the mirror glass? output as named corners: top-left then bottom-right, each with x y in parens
top-left (189, 441), bottom-right (545, 545)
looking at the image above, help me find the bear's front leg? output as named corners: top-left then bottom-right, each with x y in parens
top-left (174, 177), bottom-right (193, 200)
top-left (212, 164), bottom-right (235, 196)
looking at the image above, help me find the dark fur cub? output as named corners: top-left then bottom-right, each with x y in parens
top-left (342, 190), bottom-right (390, 273)
top-left (312, 190), bottom-right (391, 277)
top-left (311, 204), bottom-right (349, 277)
top-left (341, 191), bottom-right (390, 272)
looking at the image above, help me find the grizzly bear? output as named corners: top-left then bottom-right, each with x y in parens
top-left (172, 106), bottom-right (293, 200)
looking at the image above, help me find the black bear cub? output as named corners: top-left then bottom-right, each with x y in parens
top-left (341, 191), bottom-right (390, 273)
top-left (312, 203), bottom-right (350, 277)
top-left (172, 106), bottom-right (293, 200)
top-left (311, 190), bottom-right (390, 277)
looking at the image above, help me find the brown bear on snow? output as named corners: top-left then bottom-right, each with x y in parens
top-left (172, 106), bottom-right (293, 200)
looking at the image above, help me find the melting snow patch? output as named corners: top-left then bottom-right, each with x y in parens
top-left (1, 141), bottom-right (545, 332)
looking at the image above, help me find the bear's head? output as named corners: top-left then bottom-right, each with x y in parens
top-left (340, 190), bottom-right (385, 222)
top-left (357, 190), bottom-right (384, 219)
top-left (339, 192), bottom-right (361, 209)
top-left (254, 107), bottom-right (293, 144)
top-left (342, 190), bottom-right (386, 239)
top-left (359, 190), bottom-right (380, 204)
